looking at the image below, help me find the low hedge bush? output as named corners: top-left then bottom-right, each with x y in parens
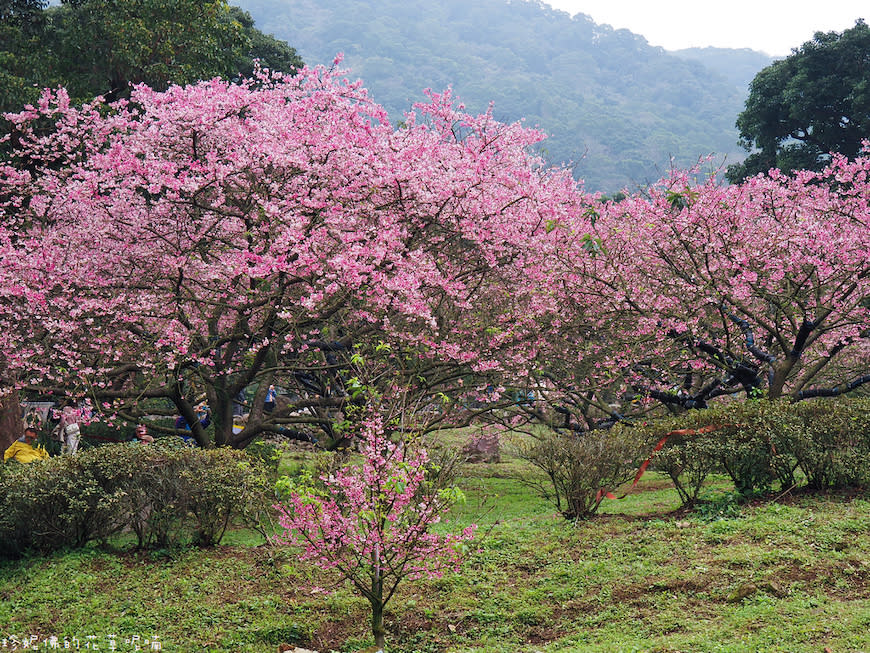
top-left (638, 414), bottom-right (724, 506)
top-left (648, 398), bottom-right (870, 502)
top-left (789, 399), bottom-right (870, 490)
top-left (0, 440), bottom-right (275, 558)
top-left (512, 398), bottom-right (870, 520)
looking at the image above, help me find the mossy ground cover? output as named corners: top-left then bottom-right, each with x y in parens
top-left (1, 442), bottom-right (868, 652)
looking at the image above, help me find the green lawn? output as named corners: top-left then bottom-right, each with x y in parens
top-left (1, 447), bottom-right (869, 652)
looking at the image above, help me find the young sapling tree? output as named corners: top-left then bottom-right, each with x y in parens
top-left (274, 415), bottom-right (476, 648)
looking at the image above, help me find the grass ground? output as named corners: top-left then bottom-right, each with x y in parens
top-left (1, 441), bottom-right (869, 652)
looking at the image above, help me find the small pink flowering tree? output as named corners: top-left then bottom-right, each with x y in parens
top-left (274, 415), bottom-right (476, 648)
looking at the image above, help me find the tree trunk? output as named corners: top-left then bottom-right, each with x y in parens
top-left (0, 390), bottom-right (23, 455)
top-left (371, 598), bottom-right (385, 650)
top-left (209, 381), bottom-right (250, 448)
top-left (370, 555), bottom-right (386, 650)
top-left (209, 395), bottom-right (234, 448)
top-left (769, 359), bottom-right (797, 399)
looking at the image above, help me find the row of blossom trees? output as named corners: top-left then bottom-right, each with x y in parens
top-left (1, 64), bottom-right (868, 448)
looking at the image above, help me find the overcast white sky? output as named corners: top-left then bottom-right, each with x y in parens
top-left (542, 1), bottom-right (866, 56)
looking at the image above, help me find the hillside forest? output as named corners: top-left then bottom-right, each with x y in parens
top-left (236, 0), bottom-right (773, 191)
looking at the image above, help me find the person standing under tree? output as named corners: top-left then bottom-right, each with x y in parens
top-left (264, 385), bottom-right (277, 414)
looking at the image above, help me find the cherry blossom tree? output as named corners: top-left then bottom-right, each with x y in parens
top-left (273, 414), bottom-right (476, 648)
top-left (611, 160), bottom-right (868, 403)
top-left (517, 155), bottom-right (870, 433)
top-left (0, 62), bottom-right (584, 448)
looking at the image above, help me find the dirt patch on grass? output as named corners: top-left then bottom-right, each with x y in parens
top-left (817, 560), bottom-right (870, 599)
top-left (307, 619), bottom-right (367, 651)
top-left (606, 576), bottom-right (715, 608)
top-left (522, 624), bottom-right (566, 644)
top-left (548, 599), bottom-right (605, 622)
top-left (777, 485), bottom-right (869, 504)
top-left (389, 612), bottom-right (454, 648)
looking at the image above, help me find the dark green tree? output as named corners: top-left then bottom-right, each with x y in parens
top-left (1, 0), bottom-right (304, 111)
top-left (0, 0), bottom-right (60, 113)
top-left (50, 0), bottom-right (250, 102)
top-left (727, 19), bottom-right (870, 182)
top-left (1, 0), bottom-right (303, 148)
top-left (226, 6), bottom-right (303, 78)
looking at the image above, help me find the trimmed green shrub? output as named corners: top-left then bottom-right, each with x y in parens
top-left (643, 416), bottom-right (724, 507)
top-left (512, 425), bottom-right (645, 520)
top-left (640, 401), bottom-right (799, 498)
top-left (709, 400), bottom-right (801, 494)
top-left (0, 451), bottom-right (128, 556)
top-left (186, 448), bottom-right (256, 546)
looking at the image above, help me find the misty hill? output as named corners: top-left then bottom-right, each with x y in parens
top-left (237, 0), bottom-right (769, 191)
top-left (670, 47), bottom-right (775, 92)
